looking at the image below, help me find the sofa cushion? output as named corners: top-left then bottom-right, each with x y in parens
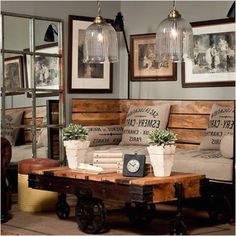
top-left (1, 111), bottom-right (24, 146)
top-left (220, 134), bottom-right (233, 159)
top-left (199, 104), bottom-right (234, 150)
top-left (172, 149), bottom-right (233, 181)
top-left (37, 128), bottom-right (48, 147)
top-left (120, 105), bottom-right (170, 146)
top-left (85, 125), bottom-right (123, 146)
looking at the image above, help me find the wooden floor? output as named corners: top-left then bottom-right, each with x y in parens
top-left (1, 194), bottom-right (235, 235)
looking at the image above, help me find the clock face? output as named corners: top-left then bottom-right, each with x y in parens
top-left (127, 159), bottom-right (140, 173)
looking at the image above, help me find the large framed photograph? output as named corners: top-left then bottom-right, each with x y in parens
top-left (130, 33), bottom-right (177, 81)
top-left (4, 56), bottom-right (24, 95)
top-left (182, 18), bottom-right (235, 87)
top-left (68, 15), bottom-right (113, 93)
top-left (25, 43), bottom-right (59, 97)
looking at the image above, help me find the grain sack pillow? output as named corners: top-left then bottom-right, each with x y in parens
top-left (86, 125), bottom-right (123, 146)
top-left (2, 111), bottom-right (24, 146)
top-left (120, 105), bottom-right (170, 146)
top-left (37, 116), bottom-right (48, 147)
top-left (199, 104), bottom-right (234, 150)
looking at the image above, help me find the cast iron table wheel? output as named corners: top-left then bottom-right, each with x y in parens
top-left (169, 215), bottom-right (187, 235)
top-left (125, 202), bottom-right (156, 227)
top-left (76, 198), bottom-right (106, 234)
top-left (207, 193), bottom-right (232, 223)
top-left (56, 194), bottom-right (70, 219)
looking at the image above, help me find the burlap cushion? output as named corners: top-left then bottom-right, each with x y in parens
top-left (120, 105), bottom-right (170, 145)
top-left (199, 104), bottom-right (234, 150)
top-left (2, 111), bottom-right (24, 146)
top-left (86, 125), bottom-right (123, 146)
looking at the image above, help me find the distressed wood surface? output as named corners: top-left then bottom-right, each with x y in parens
top-left (33, 167), bottom-right (204, 186)
top-left (72, 99), bottom-right (234, 149)
top-left (32, 167), bottom-right (204, 202)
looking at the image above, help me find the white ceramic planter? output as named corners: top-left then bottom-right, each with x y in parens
top-left (64, 140), bottom-right (90, 170)
top-left (147, 144), bottom-right (176, 177)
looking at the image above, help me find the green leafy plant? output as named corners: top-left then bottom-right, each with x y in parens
top-left (62, 123), bottom-right (88, 141)
top-left (148, 129), bottom-right (177, 146)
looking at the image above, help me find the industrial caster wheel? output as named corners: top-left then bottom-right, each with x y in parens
top-left (207, 193), bottom-right (232, 223)
top-left (125, 202), bottom-right (156, 227)
top-left (56, 201), bottom-right (70, 219)
top-left (76, 198), bottom-right (106, 234)
top-left (169, 217), bottom-right (187, 235)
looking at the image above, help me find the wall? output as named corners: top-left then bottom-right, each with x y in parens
top-left (2, 1), bottom-right (235, 115)
top-left (120, 1), bottom-right (235, 99)
top-left (1, 1), bottom-right (121, 116)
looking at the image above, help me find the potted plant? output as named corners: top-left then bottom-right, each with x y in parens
top-left (147, 129), bottom-right (177, 177)
top-left (63, 123), bottom-right (90, 169)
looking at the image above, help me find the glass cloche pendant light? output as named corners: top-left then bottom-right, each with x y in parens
top-left (156, 0), bottom-right (193, 63)
top-left (83, 0), bottom-right (118, 63)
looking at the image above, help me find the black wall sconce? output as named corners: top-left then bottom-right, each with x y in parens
top-left (44, 24), bottom-right (58, 42)
top-left (227, 1), bottom-right (235, 18)
top-left (112, 12), bottom-right (131, 99)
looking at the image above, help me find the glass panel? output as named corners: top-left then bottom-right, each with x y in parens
top-left (35, 19), bottom-right (59, 53)
top-left (1, 12), bottom-right (63, 162)
top-left (3, 16), bottom-right (30, 51)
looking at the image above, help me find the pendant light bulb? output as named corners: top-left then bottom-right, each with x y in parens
top-left (83, 0), bottom-right (118, 64)
top-left (156, 1), bottom-right (193, 63)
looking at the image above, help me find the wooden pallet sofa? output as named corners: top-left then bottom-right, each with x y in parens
top-left (71, 98), bottom-right (235, 222)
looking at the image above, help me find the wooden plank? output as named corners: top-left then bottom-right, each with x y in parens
top-left (176, 143), bottom-right (199, 150)
top-left (168, 114), bottom-right (209, 129)
top-left (182, 179), bottom-right (201, 199)
top-left (128, 172), bottom-right (204, 186)
top-left (72, 99), bottom-right (121, 113)
top-left (170, 101), bottom-right (234, 114)
top-left (34, 168), bottom-right (204, 186)
top-left (170, 128), bottom-right (205, 144)
top-left (152, 183), bottom-right (175, 202)
top-left (72, 113), bottom-right (122, 126)
top-left (34, 166), bottom-right (69, 174)
top-left (119, 100), bottom-right (234, 114)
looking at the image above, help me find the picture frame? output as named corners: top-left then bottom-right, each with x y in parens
top-left (68, 15), bottom-right (113, 93)
top-left (25, 43), bottom-right (59, 97)
top-left (130, 33), bottom-right (177, 81)
top-left (4, 56), bottom-right (24, 95)
top-left (182, 18), bottom-right (235, 87)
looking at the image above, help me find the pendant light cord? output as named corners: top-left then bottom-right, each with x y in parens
top-left (97, 0), bottom-right (101, 16)
top-left (173, 0), bottom-right (176, 10)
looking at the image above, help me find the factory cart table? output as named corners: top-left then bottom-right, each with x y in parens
top-left (28, 167), bottom-right (205, 235)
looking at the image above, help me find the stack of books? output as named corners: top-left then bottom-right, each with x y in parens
top-left (93, 151), bottom-right (123, 173)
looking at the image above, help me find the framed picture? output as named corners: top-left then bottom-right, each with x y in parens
top-left (25, 43), bottom-right (59, 97)
top-left (4, 56), bottom-right (24, 95)
top-left (68, 15), bottom-right (113, 93)
top-left (182, 18), bottom-right (235, 87)
top-left (130, 33), bottom-right (177, 81)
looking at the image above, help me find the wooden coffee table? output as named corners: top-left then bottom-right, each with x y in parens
top-left (28, 167), bottom-right (205, 234)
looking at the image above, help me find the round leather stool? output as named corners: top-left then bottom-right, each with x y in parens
top-left (18, 158), bottom-right (59, 212)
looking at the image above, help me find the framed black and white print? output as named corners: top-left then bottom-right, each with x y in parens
top-left (25, 43), bottom-right (59, 97)
top-left (68, 15), bottom-right (113, 93)
top-left (182, 18), bottom-right (235, 87)
top-left (130, 33), bottom-right (177, 81)
top-left (4, 56), bottom-right (24, 95)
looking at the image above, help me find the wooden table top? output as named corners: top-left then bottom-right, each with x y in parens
top-left (32, 166), bottom-right (205, 186)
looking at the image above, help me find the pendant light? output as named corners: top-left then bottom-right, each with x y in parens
top-left (83, 0), bottom-right (118, 63)
top-left (156, 0), bottom-right (193, 63)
